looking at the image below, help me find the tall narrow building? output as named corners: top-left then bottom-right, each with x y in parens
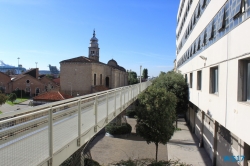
top-left (176, 0), bottom-right (250, 165)
top-left (88, 30), bottom-right (100, 61)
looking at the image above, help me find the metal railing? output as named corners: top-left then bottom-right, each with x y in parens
top-left (0, 81), bottom-right (151, 166)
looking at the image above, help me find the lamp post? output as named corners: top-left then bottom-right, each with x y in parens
top-left (17, 57), bottom-right (20, 74)
top-left (35, 62), bottom-right (38, 68)
top-left (140, 65), bottom-right (142, 92)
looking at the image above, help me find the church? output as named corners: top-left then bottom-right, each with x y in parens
top-left (60, 30), bottom-right (128, 96)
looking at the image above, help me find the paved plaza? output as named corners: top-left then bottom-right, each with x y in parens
top-left (88, 117), bottom-right (212, 166)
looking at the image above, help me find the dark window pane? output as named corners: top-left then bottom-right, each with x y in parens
top-left (233, 0), bottom-right (244, 19)
top-left (202, 0), bottom-right (207, 8)
top-left (218, 9), bottom-right (226, 31)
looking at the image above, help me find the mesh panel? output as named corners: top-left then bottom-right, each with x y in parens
top-left (0, 111), bottom-right (49, 166)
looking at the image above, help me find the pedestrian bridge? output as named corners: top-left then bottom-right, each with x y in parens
top-left (0, 81), bottom-right (151, 166)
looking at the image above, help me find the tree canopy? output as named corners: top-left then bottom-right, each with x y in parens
top-left (128, 71), bottom-right (138, 85)
top-left (142, 68), bottom-right (148, 80)
top-left (136, 85), bottom-right (177, 161)
top-left (152, 71), bottom-right (189, 127)
top-left (0, 91), bottom-right (8, 106)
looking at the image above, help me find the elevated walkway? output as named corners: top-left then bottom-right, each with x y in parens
top-left (0, 81), bottom-right (151, 166)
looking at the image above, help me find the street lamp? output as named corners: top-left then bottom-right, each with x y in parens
top-left (35, 62), bottom-right (38, 68)
top-left (17, 57), bottom-right (20, 74)
top-left (140, 65), bottom-right (142, 92)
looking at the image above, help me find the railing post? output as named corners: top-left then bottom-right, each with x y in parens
top-left (120, 89), bottom-right (122, 112)
top-left (114, 91), bottom-right (116, 117)
top-left (77, 99), bottom-right (81, 146)
top-left (124, 89), bottom-right (125, 108)
top-left (106, 92), bottom-right (108, 123)
top-left (48, 106), bottom-right (53, 166)
top-left (94, 95), bottom-right (98, 132)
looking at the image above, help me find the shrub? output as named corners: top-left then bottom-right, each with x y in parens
top-left (111, 158), bottom-right (191, 166)
top-left (84, 158), bottom-right (100, 166)
top-left (105, 123), bottom-right (132, 135)
top-left (8, 93), bottom-right (17, 103)
top-left (126, 109), bottom-right (137, 118)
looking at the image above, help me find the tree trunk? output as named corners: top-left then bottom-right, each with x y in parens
top-left (155, 142), bottom-right (158, 162)
top-left (166, 143), bottom-right (168, 161)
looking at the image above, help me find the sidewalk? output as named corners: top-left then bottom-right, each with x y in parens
top-left (0, 99), bottom-right (32, 114)
top-left (88, 117), bottom-right (212, 166)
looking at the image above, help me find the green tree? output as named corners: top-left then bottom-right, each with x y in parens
top-left (136, 85), bottom-right (177, 162)
top-left (128, 71), bottom-right (138, 85)
top-left (153, 71), bottom-right (189, 128)
top-left (0, 91), bottom-right (8, 106)
top-left (142, 68), bottom-right (148, 80)
top-left (8, 93), bottom-right (17, 103)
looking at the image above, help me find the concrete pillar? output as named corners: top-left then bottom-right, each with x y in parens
top-left (192, 107), bottom-right (196, 133)
top-left (244, 142), bottom-right (250, 166)
top-left (199, 111), bottom-right (205, 148)
top-left (212, 121), bottom-right (218, 166)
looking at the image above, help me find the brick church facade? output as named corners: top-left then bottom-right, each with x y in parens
top-left (60, 30), bottom-right (128, 96)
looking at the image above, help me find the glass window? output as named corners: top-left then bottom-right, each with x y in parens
top-left (197, 3), bottom-right (201, 18)
top-left (247, 62), bottom-right (250, 101)
top-left (190, 73), bottom-right (193, 88)
top-left (211, 67), bottom-right (219, 94)
top-left (197, 71), bottom-right (202, 90)
top-left (209, 22), bottom-right (215, 40)
top-left (203, 30), bottom-right (207, 45)
top-left (233, 0), bottom-right (245, 18)
top-left (202, 0), bottom-right (207, 8)
top-left (218, 9), bottom-right (226, 31)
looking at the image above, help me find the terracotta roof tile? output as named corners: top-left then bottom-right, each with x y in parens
top-left (33, 91), bottom-right (72, 101)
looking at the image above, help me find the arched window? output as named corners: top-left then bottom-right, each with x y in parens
top-left (100, 74), bottom-right (102, 85)
top-left (94, 74), bottom-right (96, 86)
top-left (106, 77), bottom-right (109, 88)
top-left (35, 88), bottom-right (40, 96)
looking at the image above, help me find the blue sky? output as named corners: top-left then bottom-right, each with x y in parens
top-left (0, 0), bottom-right (179, 77)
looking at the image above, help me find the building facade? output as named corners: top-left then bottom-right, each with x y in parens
top-left (0, 68), bottom-right (59, 96)
top-left (176, 0), bottom-right (250, 165)
top-left (60, 31), bottom-right (128, 96)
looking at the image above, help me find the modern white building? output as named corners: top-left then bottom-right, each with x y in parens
top-left (176, 0), bottom-right (250, 165)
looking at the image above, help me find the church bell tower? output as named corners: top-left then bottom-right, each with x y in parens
top-left (88, 30), bottom-right (100, 61)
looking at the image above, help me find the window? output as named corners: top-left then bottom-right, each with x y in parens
top-left (197, 37), bottom-right (201, 50)
top-left (100, 74), bottom-right (102, 85)
top-left (208, 22), bottom-right (215, 40)
top-left (197, 71), bottom-right (202, 90)
top-left (197, 3), bottom-right (201, 18)
top-left (26, 80), bottom-right (30, 84)
top-left (238, 60), bottom-right (250, 101)
top-left (210, 67), bottom-right (219, 94)
top-left (203, 30), bottom-right (207, 45)
top-left (202, 0), bottom-right (207, 8)
top-left (218, 9), bottom-right (226, 31)
top-left (190, 73), bottom-right (193, 88)
top-left (94, 74), bottom-right (96, 86)
top-left (193, 43), bottom-right (196, 54)
top-left (233, 0), bottom-right (245, 19)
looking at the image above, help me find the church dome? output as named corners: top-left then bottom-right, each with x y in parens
top-left (107, 59), bottom-right (118, 67)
